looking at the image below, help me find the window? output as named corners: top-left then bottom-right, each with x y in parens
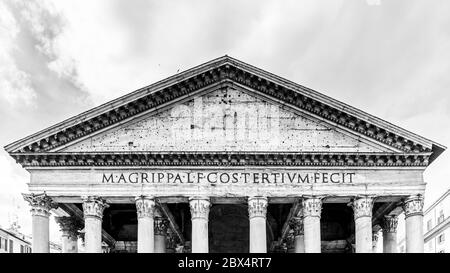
top-left (438, 210), bottom-right (444, 224)
top-left (438, 233), bottom-right (445, 244)
top-left (9, 240), bottom-right (13, 253)
top-left (20, 245), bottom-right (24, 253)
top-left (427, 219), bottom-right (432, 231)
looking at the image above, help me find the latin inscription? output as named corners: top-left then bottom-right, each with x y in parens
top-left (101, 171), bottom-right (356, 184)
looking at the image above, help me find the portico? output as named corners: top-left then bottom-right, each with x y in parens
top-left (5, 56), bottom-right (445, 253)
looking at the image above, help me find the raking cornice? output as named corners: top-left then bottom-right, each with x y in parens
top-left (4, 56), bottom-right (446, 164)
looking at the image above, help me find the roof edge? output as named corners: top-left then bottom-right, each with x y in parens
top-left (4, 55), bottom-right (447, 159)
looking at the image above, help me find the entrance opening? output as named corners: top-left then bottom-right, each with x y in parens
top-left (209, 204), bottom-right (249, 253)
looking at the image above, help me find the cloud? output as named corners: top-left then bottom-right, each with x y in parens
top-left (0, 1), bottom-right (36, 107)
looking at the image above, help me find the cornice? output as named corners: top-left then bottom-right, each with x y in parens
top-left (10, 151), bottom-right (430, 167)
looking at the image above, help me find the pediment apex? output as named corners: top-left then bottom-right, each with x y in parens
top-left (4, 56), bottom-right (445, 164)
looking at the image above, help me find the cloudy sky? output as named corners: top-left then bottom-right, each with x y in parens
top-left (0, 0), bottom-right (449, 243)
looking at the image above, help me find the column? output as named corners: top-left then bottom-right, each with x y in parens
top-left (372, 230), bottom-right (379, 253)
top-left (82, 196), bottom-right (108, 253)
top-left (402, 195), bottom-right (424, 253)
top-left (55, 216), bottom-right (82, 253)
top-left (189, 197), bottom-right (210, 253)
top-left (352, 196), bottom-right (373, 253)
top-left (135, 196), bottom-right (156, 253)
top-left (154, 210), bottom-right (169, 253)
top-left (382, 215), bottom-right (398, 253)
top-left (23, 193), bottom-right (57, 253)
top-left (289, 217), bottom-right (305, 253)
top-left (248, 196), bottom-right (268, 253)
top-left (302, 197), bottom-right (322, 253)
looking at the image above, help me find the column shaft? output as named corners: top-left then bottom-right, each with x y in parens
top-left (61, 233), bottom-right (78, 253)
top-left (289, 217), bottom-right (305, 253)
top-left (383, 232), bottom-right (397, 253)
top-left (372, 231), bottom-right (379, 253)
top-left (32, 214), bottom-right (50, 253)
top-left (352, 197), bottom-right (373, 253)
top-left (248, 196), bottom-right (268, 253)
top-left (55, 216), bottom-right (82, 253)
top-left (302, 197), bottom-right (322, 253)
top-left (355, 217), bottom-right (372, 253)
top-left (23, 193), bottom-right (55, 253)
top-left (83, 196), bottom-right (108, 253)
top-left (382, 215), bottom-right (398, 253)
top-left (84, 217), bottom-right (102, 253)
top-left (294, 235), bottom-right (305, 253)
top-left (154, 215), bottom-right (169, 253)
top-left (138, 217), bottom-right (154, 253)
top-left (403, 195), bottom-right (424, 253)
top-left (135, 196), bottom-right (156, 253)
top-left (189, 197), bottom-right (210, 253)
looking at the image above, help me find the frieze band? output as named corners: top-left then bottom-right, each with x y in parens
top-left (102, 171), bottom-right (356, 185)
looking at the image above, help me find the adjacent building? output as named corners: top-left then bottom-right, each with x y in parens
top-left (424, 189), bottom-right (450, 253)
top-left (4, 56), bottom-right (446, 253)
top-left (0, 227), bottom-right (62, 253)
top-left (0, 228), bottom-right (32, 253)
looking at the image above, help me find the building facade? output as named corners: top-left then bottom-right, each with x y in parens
top-left (0, 227), bottom-right (62, 253)
top-left (4, 56), bottom-right (446, 253)
top-left (0, 228), bottom-right (32, 253)
top-left (424, 189), bottom-right (450, 253)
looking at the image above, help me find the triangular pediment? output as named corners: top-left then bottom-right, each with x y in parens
top-left (4, 55), bottom-right (445, 167)
top-left (58, 87), bottom-right (393, 153)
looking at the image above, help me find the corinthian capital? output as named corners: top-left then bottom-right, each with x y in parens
top-left (82, 196), bottom-right (108, 219)
top-left (22, 193), bottom-right (57, 217)
top-left (135, 196), bottom-right (156, 218)
top-left (402, 195), bottom-right (424, 218)
top-left (154, 217), bottom-right (169, 236)
top-left (382, 215), bottom-right (398, 233)
top-left (189, 197), bottom-right (211, 220)
top-left (55, 216), bottom-right (83, 240)
top-left (248, 196), bottom-right (268, 219)
top-left (351, 196), bottom-right (373, 219)
top-left (289, 217), bottom-right (304, 236)
top-left (302, 197), bottom-right (322, 218)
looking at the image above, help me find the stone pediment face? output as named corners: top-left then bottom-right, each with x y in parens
top-left (5, 56), bottom-right (445, 168)
top-left (60, 87), bottom-right (390, 153)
